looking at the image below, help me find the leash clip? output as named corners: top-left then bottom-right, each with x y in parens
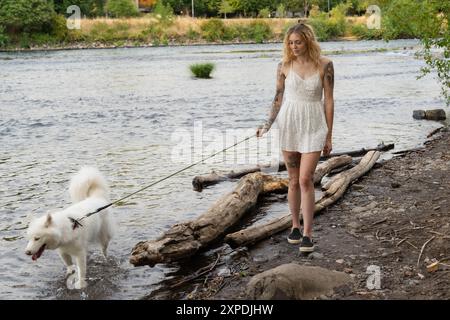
top-left (69, 217), bottom-right (83, 230)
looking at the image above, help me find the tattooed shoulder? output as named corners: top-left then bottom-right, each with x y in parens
top-left (277, 61), bottom-right (286, 78)
top-left (324, 59), bottom-right (334, 87)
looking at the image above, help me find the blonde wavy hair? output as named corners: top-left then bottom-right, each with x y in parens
top-left (282, 23), bottom-right (321, 69)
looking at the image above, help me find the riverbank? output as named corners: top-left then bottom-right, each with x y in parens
top-left (0, 16), bottom-right (381, 52)
top-left (150, 126), bottom-right (450, 300)
top-left (0, 38), bottom-right (407, 55)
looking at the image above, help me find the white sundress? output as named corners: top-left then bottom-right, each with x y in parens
top-left (276, 63), bottom-right (329, 153)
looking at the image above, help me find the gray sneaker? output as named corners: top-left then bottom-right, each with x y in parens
top-left (287, 228), bottom-right (302, 244)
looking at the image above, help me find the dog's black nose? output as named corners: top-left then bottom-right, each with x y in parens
top-left (25, 250), bottom-right (32, 255)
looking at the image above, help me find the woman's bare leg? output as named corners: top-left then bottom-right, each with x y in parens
top-left (282, 151), bottom-right (301, 229)
top-left (299, 151), bottom-right (321, 237)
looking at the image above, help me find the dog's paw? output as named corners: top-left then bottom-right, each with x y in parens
top-left (74, 279), bottom-right (87, 290)
top-left (66, 273), bottom-right (77, 290)
top-left (65, 266), bottom-right (76, 278)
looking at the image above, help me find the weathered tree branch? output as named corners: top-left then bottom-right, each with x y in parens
top-left (129, 172), bottom-right (265, 266)
top-left (192, 162), bottom-right (286, 191)
top-left (320, 143), bottom-right (392, 159)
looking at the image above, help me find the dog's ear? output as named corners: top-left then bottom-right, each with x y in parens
top-left (44, 214), bottom-right (52, 228)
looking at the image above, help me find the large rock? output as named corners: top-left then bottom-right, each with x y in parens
top-left (413, 109), bottom-right (446, 121)
top-left (246, 263), bottom-right (352, 300)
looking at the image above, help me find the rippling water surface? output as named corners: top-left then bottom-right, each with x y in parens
top-left (0, 39), bottom-right (446, 299)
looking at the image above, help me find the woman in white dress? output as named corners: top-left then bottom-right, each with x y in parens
top-left (256, 23), bottom-right (334, 253)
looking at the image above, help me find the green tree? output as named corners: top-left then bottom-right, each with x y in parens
top-left (276, 3), bottom-right (286, 17)
top-left (233, 0), bottom-right (275, 17)
top-left (52, 0), bottom-right (107, 17)
top-left (383, 0), bottom-right (440, 39)
top-left (362, 0), bottom-right (391, 10)
top-left (219, 0), bottom-right (234, 18)
top-left (106, 0), bottom-right (139, 17)
top-left (161, 0), bottom-right (220, 17)
top-left (192, 0), bottom-right (222, 16)
top-left (350, 0), bottom-right (376, 14)
top-left (308, 1), bottom-right (350, 40)
top-left (281, 0), bottom-right (302, 14)
top-left (153, 0), bottom-right (174, 19)
top-left (0, 25), bottom-right (9, 46)
top-left (163, 0), bottom-right (279, 17)
top-left (226, 0), bottom-right (243, 16)
top-left (0, 0), bottom-right (56, 34)
top-left (383, 0), bottom-right (449, 105)
top-left (160, 0), bottom-right (187, 15)
top-left (257, 7), bottom-right (270, 18)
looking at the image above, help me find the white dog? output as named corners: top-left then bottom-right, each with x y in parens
top-left (25, 167), bottom-right (115, 289)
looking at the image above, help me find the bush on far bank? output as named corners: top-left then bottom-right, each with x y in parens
top-left (201, 18), bottom-right (228, 42)
top-left (350, 23), bottom-right (383, 40)
top-left (0, 0), bottom-right (55, 34)
top-left (0, 26), bottom-right (9, 47)
top-left (248, 20), bottom-right (273, 43)
top-left (200, 18), bottom-right (272, 43)
top-left (106, 0), bottom-right (140, 18)
top-left (309, 3), bottom-right (349, 41)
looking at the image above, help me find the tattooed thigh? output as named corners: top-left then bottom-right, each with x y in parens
top-left (286, 152), bottom-right (301, 168)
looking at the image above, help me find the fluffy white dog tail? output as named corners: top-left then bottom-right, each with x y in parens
top-left (69, 167), bottom-right (109, 203)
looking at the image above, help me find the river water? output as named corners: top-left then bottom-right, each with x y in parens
top-left (0, 39), bottom-right (446, 299)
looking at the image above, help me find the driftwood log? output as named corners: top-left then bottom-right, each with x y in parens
top-left (192, 162), bottom-right (286, 191)
top-left (320, 142), bottom-right (393, 159)
top-left (392, 147), bottom-right (425, 156)
top-left (313, 155), bottom-right (352, 185)
top-left (129, 156), bottom-right (352, 267)
top-left (192, 143), bottom-right (393, 191)
top-left (224, 150), bottom-right (380, 248)
top-left (129, 172), bottom-right (265, 266)
top-left (427, 126), bottom-right (444, 138)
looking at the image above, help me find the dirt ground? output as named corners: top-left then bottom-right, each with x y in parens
top-left (148, 128), bottom-right (449, 300)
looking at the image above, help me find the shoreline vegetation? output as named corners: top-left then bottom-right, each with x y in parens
top-left (0, 15), bottom-right (387, 52)
top-left (0, 1), bottom-right (385, 51)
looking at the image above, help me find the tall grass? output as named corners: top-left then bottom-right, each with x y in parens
top-left (190, 63), bottom-right (215, 79)
top-left (78, 17), bottom-right (296, 44)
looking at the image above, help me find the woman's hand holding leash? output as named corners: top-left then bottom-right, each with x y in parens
top-left (256, 123), bottom-right (269, 137)
top-left (256, 127), bottom-right (268, 137)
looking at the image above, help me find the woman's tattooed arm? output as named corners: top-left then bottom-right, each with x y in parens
top-left (262, 62), bottom-right (286, 130)
top-left (324, 61), bottom-right (334, 91)
top-left (323, 60), bottom-right (334, 139)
